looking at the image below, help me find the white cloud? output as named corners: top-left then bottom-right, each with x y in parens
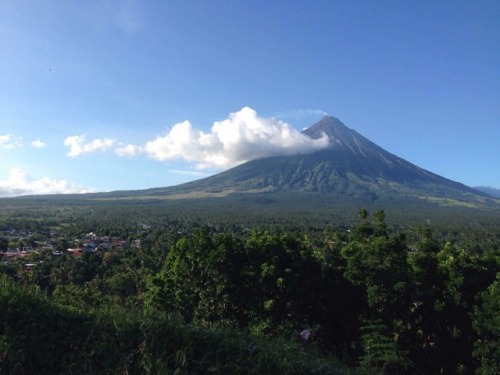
top-left (144, 107), bottom-right (330, 169)
top-left (0, 134), bottom-right (23, 150)
top-left (0, 168), bottom-right (94, 197)
top-left (32, 139), bottom-right (46, 148)
top-left (144, 120), bottom-right (217, 165)
top-left (61, 107), bottom-right (330, 170)
top-left (64, 135), bottom-right (117, 157)
top-left (115, 144), bottom-right (143, 157)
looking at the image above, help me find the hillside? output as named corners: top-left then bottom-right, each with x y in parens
top-left (474, 186), bottom-right (500, 198)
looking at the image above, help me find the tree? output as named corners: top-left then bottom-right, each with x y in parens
top-left (243, 230), bottom-right (323, 334)
top-left (403, 229), bottom-right (491, 374)
top-left (145, 229), bottom-right (240, 325)
top-left (0, 236), bottom-right (8, 252)
top-left (341, 210), bottom-right (411, 372)
top-left (342, 231), bottom-right (409, 319)
top-left (353, 208), bottom-right (374, 240)
top-left (145, 228), bottom-right (325, 335)
top-left (472, 273), bottom-right (500, 375)
top-left (359, 319), bottom-right (409, 375)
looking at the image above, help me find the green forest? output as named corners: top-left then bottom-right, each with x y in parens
top-left (1, 201), bottom-right (499, 374)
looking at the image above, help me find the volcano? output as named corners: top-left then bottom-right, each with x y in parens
top-left (136, 115), bottom-right (492, 207)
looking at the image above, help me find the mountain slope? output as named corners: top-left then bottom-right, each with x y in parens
top-left (135, 116), bottom-right (490, 206)
top-left (474, 186), bottom-right (500, 198)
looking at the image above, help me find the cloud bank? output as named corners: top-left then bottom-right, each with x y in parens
top-left (0, 169), bottom-right (94, 197)
top-left (144, 107), bottom-right (330, 169)
top-left (64, 107), bottom-right (330, 169)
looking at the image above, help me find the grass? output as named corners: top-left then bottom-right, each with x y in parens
top-left (0, 275), bottom-right (350, 375)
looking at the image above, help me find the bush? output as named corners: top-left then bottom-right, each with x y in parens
top-left (0, 275), bottom-right (347, 374)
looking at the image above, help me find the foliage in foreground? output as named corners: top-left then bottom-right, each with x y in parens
top-left (0, 275), bottom-right (347, 375)
top-left (1, 204), bottom-right (499, 374)
top-left (144, 210), bottom-right (500, 374)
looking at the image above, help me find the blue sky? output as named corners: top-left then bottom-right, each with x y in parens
top-left (1, 1), bottom-right (499, 196)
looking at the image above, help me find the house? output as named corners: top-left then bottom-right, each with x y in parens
top-left (67, 248), bottom-right (83, 257)
top-left (23, 263), bottom-right (36, 272)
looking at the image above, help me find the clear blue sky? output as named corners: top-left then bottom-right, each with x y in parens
top-left (1, 1), bottom-right (499, 196)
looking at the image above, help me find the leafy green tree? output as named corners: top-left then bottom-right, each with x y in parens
top-left (359, 319), bottom-right (409, 375)
top-left (403, 228), bottom-right (494, 374)
top-left (341, 210), bottom-right (411, 372)
top-left (52, 281), bottom-right (108, 310)
top-left (0, 236), bottom-right (8, 252)
top-left (55, 238), bottom-right (68, 252)
top-left (243, 230), bottom-right (323, 334)
top-left (318, 229), bottom-right (365, 362)
top-left (139, 228), bottom-right (180, 272)
top-left (373, 210), bottom-right (388, 237)
top-left (145, 229), bottom-right (241, 325)
top-left (146, 228), bottom-right (325, 335)
top-left (405, 228), bottom-right (449, 374)
top-left (342, 232), bottom-right (409, 320)
top-left (353, 208), bottom-right (374, 240)
top-left (104, 272), bottom-right (137, 299)
top-left (472, 273), bottom-right (500, 375)
top-left (433, 241), bottom-right (498, 373)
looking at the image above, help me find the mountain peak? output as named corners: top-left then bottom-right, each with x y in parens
top-left (302, 115), bottom-right (377, 156)
top-left (302, 115), bottom-right (350, 140)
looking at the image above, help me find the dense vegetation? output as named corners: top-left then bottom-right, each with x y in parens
top-left (1, 198), bottom-right (499, 374)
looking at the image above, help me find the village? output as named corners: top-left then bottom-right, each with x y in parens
top-left (0, 228), bottom-right (140, 270)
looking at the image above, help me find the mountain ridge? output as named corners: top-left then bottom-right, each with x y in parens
top-left (474, 186), bottom-right (500, 198)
